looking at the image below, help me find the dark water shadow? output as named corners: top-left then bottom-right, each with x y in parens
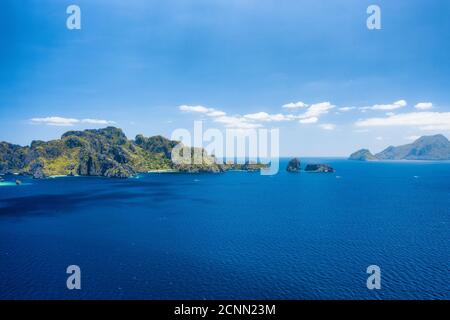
top-left (0, 186), bottom-right (215, 218)
top-left (0, 187), bottom-right (183, 217)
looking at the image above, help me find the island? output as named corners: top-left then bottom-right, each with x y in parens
top-left (348, 149), bottom-right (377, 161)
top-left (0, 127), bottom-right (266, 179)
top-left (286, 158), bottom-right (301, 172)
top-left (349, 134), bottom-right (450, 161)
top-left (285, 158), bottom-right (335, 173)
top-left (304, 164), bottom-right (335, 173)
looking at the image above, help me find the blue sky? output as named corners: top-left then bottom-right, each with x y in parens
top-left (1, 0), bottom-right (449, 156)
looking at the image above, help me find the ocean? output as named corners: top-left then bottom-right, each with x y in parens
top-left (0, 158), bottom-right (449, 299)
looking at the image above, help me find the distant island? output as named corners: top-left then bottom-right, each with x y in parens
top-left (349, 134), bottom-right (450, 161)
top-left (0, 127), bottom-right (266, 179)
top-left (286, 158), bottom-right (335, 173)
top-left (286, 158), bottom-right (301, 172)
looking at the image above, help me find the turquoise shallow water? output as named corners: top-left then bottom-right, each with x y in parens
top-left (0, 182), bottom-right (16, 187)
top-left (0, 158), bottom-right (449, 299)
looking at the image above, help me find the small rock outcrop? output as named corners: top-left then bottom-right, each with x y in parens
top-left (286, 158), bottom-right (301, 172)
top-left (304, 164), bottom-right (335, 173)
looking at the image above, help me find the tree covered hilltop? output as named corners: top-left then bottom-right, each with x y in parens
top-left (0, 127), bottom-right (265, 178)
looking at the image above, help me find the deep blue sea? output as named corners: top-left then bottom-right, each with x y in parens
top-left (0, 158), bottom-right (449, 300)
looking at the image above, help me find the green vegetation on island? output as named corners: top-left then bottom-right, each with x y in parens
top-left (0, 127), bottom-right (266, 178)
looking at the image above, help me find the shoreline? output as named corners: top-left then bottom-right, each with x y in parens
top-left (2, 158), bottom-right (449, 181)
top-left (146, 169), bottom-right (178, 173)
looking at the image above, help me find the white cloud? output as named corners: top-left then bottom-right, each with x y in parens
top-left (319, 123), bottom-right (336, 130)
top-left (81, 118), bottom-right (115, 125)
top-left (31, 117), bottom-right (79, 126)
top-left (282, 101), bottom-right (308, 109)
top-left (355, 111), bottom-right (450, 131)
top-left (299, 117), bottom-right (318, 124)
top-left (213, 115), bottom-right (262, 129)
top-left (414, 102), bottom-right (433, 110)
top-left (179, 105), bottom-right (263, 129)
top-left (360, 100), bottom-right (407, 111)
top-left (206, 110), bottom-right (226, 117)
top-left (30, 117), bottom-right (115, 127)
top-left (376, 136), bottom-right (383, 141)
top-left (338, 107), bottom-right (356, 112)
top-left (179, 101), bottom-right (335, 129)
top-left (419, 125), bottom-right (450, 131)
top-left (243, 112), bottom-right (275, 121)
top-left (242, 102), bottom-right (334, 125)
top-left (243, 112), bottom-right (295, 122)
top-left (301, 102), bottom-right (335, 119)
top-left (179, 105), bottom-right (213, 113)
top-left (405, 135), bottom-right (420, 141)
